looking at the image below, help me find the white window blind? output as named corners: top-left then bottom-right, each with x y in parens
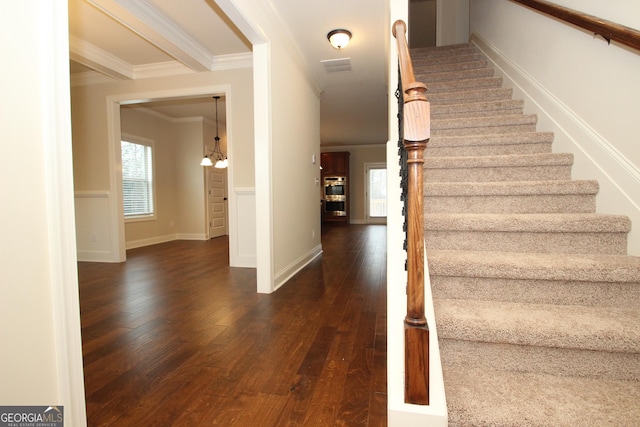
top-left (121, 140), bottom-right (154, 217)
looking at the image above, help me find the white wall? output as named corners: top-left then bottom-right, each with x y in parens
top-left (0, 1), bottom-right (86, 425)
top-left (271, 43), bottom-right (322, 290)
top-left (470, 0), bottom-right (640, 254)
top-left (120, 109), bottom-right (179, 248)
top-left (174, 120), bottom-right (208, 239)
top-left (218, 0), bottom-right (323, 293)
top-left (437, 0), bottom-right (469, 46)
top-left (119, 110), bottom-right (210, 248)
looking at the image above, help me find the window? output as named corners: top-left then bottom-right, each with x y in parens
top-left (121, 139), bottom-right (154, 218)
top-left (367, 165), bottom-right (387, 219)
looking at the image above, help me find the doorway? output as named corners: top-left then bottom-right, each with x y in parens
top-left (409, 0), bottom-right (437, 48)
top-left (118, 94), bottom-right (230, 252)
top-left (102, 86), bottom-right (235, 262)
top-left (365, 163), bottom-right (387, 224)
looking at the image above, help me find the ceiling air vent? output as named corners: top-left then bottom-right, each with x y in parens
top-left (321, 58), bottom-right (352, 73)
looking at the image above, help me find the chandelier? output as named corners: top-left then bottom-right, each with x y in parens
top-left (200, 96), bottom-right (228, 168)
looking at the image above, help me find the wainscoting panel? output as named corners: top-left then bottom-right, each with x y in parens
top-left (230, 188), bottom-right (257, 268)
top-left (75, 191), bottom-right (115, 262)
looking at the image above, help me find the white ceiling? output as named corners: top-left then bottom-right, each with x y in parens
top-left (68, 0), bottom-right (389, 146)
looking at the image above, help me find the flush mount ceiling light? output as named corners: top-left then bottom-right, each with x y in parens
top-left (327, 29), bottom-right (352, 50)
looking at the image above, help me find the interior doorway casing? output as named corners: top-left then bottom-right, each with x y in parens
top-left (105, 84), bottom-right (240, 265)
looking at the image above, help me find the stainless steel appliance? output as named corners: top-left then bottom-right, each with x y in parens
top-left (324, 176), bottom-right (347, 217)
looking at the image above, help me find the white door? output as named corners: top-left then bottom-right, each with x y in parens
top-left (207, 168), bottom-right (227, 238)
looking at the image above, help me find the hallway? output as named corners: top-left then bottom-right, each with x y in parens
top-left (78, 225), bottom-right (388, 426)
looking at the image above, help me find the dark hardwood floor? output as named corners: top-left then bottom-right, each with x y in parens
top-left (78, 224), bottom-right (388, 426)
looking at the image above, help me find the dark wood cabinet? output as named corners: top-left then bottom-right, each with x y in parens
top-left (321, 151), bottom-right (350, 223)
top-left (321, 152), bottom-right (349, 176)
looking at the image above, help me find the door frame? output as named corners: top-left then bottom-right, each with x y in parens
top-left (365, 162), bottom-right (387, 224)
top-left (106, 84), bottom-right (234, 262)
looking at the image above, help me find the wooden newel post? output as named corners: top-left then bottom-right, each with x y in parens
top-left (394, 19), bottom-right (431, 405)
top-left (403, 96), bottom-right (430, 406)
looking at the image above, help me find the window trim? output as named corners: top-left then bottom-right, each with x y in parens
top-left (121, 133), bottom-right (156, 223)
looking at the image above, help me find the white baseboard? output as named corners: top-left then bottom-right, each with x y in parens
top-left (176, 233), bottom-right (207, 241)
top-left (125, 234), bottom-right (178, 250)
top-left (232, 254), bottom-right (257, 268)
top-left (76, 250), bottom-right (118, 263)
top-left (273, 244), bottom-right (323, 292)
top-left (471, 33), bottom-right (640, 255)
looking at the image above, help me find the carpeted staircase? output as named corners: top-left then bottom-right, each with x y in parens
top-left (413, 43), bottom-right (640, 426)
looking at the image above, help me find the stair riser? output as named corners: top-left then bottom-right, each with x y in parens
top-left (426, 142), bottom-right (553, 157)
top-left (438, 339), bottom-right (640, 382)
top-left (425, 194), bottom-right (596, 214)
top-left (430, 276), bottom-right (640, 308)
top-left (425, 230), bottom-right (628, 255)
top-left (432, 124), bottom-right (537, 137)
top-left (432, 99), bottom-right (524, 114)
top-left (428, 88), bottom-right (513, 104)
top-left (413, 60), bottom-right (488, 75)
top-left (411, 45), bottom-right (478, 58)
top-left (428, 75), bottom-right (502, 89)
top-left (432, 108), bottom-right (524, 119)
top-left (433, 113), bottom-right (536, 129)
top-left (412, 53), bottom-right (482, 66)
top-left (416, 67), bottom-right (495, 83)
top-left (425, 165), bottom-right (572, 182)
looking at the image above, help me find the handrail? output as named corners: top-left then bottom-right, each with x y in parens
top-left (511, 0), bottom-right (640, 52)
top-left (392, 19), bottom-right (431, 406)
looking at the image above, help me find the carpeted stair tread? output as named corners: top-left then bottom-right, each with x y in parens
top-left (439, 339), bottom-right (640, 381)
top-left (424, 213), bottom-right (631, 255)
top-left (427, 250), bottom-right (640, 283)
top-left (425, 213), bottom-right (631, 233)
top-left (425, 153), bottom-right (574, 182)
top-left (431, 99), bottom-right (524, 118)
top-left (425, 152), bottom-right (573, 169)
top-left (425, 180), bottom-right (598, 214)
top-left (427, 87), bottom-right (513, 104)
top-left (413, 59), bottom-right (489, 75)
top-left (435, 298), bottom-right (640, 353)
top-left (415, 66), bottom-right (495, 83)
top-left (427, 132), bottom-right (554, 157)
top-left (431, 113), bottom-right (537, 131)
top-left (426, 76), bottom-right (504, 93)
top-left (426, 179), bottom-right (598, 196)
top-left (442, 366), bottom-right (640, 427)
top-left (431, 275), bottom-right (640, 307)
top-left (412, 52), bottom-right (483, 66)
top-left (411, 43), bottom-right (475, 58)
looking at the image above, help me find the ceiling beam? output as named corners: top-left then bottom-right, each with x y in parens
top-left (86, 0), bottom-right (213, 72)
top-left (69, 35), bottom-right (133, 80)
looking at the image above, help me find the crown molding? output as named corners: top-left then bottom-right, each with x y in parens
top-left (211, 52), bottom-right (254, 70)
